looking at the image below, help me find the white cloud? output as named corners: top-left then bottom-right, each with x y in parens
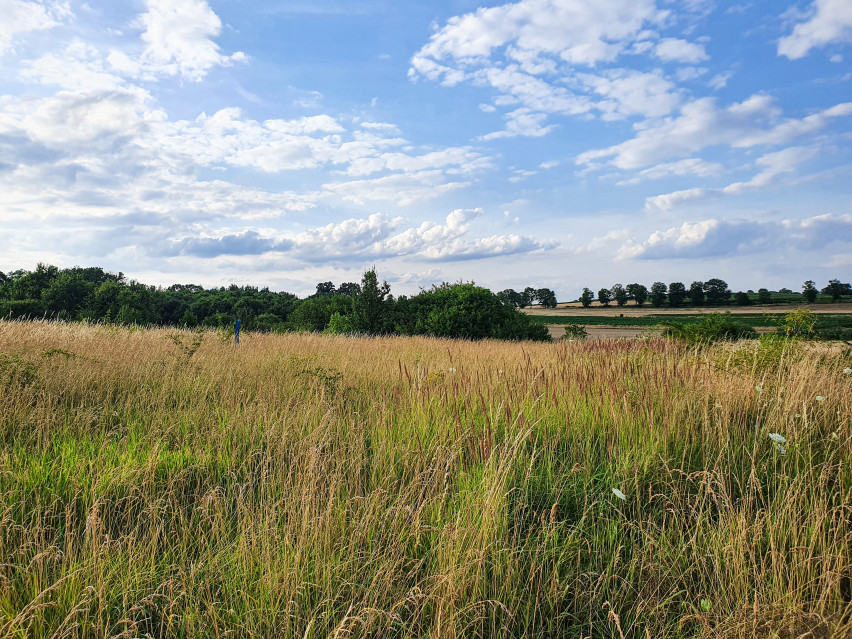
top-left (163, 209), bottom-right (557, 262)
top-left (644, 146), bottom-right (822, 210)
top-left (653, 37), bottom-right (708, 63)
top-left (411, 0), bottom-right (666, 76)
top-left (0, 0), bottom-right (68, 54)
top-left (137, 0), bottom-right (246, 80)
top-left (409, 0), bottom-right (700, 137)
top-left (617, 157), bottom-right (723, 185)
top-left (578, 95), bottom-right (852, 170)
top-left (778, 0), bottom-right (852, 60)
top-left (323, 170), bottom-right (472, 206)
top-left (620, 213), bottom-right (852, 259)
top-left (578, 69), bottom-right (680, 120)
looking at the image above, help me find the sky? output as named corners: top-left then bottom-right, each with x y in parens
top-left (0, 0), bottom-right (851, 299)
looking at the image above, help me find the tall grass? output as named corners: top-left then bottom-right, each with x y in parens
top-left (1, 320), bottom-right (850, 638)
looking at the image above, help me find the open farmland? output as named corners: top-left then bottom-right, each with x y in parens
top-left (522, 304), bottom-right (852, 341)
top-left (1, 320), bottom-right (851, 637)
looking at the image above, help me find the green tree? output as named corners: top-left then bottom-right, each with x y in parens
top-left (337, 282), bottom-right (360, 297)
top-left (826, 279), bottom-right (843, 302)
top-left (315, 281), bottom-right (336, 296)
top-left (579, 287), bottom-right (594, 308)
top-left (626, 283), bottom-right (648, 307)
top-left (734, 291), bottom-right (752, 306)
top-left (497, 289), bottom-right (522, 307)
top-left (757, 288), bottom-right (771, 304)
top-left (519, 287), bottom-right (537, 308)
top-left (611, 283), bottom-right (628, 307)
top-left (536, 287), bottom-right (557, 308)
top-left (704, 278), bottom-right (730, 306)
top-left (803, 280), bottom-right (818, 303)
top-left (688, 281), bottom-right (705, 306)
top-left (668, 282), bottom-right (687, 307)
top-left (351, 268), bottom-right (391, 334)
top-left (649, 282), bottom-right (667, 307)
top-left (597, 288), bottom-right (611, 307)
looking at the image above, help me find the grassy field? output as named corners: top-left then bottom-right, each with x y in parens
top-left (527, 313), bottom-right (852, 329)
top-left (1, 320), bottom-right (851, 638)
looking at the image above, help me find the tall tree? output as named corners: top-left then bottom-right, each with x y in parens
top-left (802, 280), bottom-right (818, 303)
top-left (757, 288), bottom-right (771, 304)
top-left (826, 279), bottom-right (843, 302)
top-left (579, 287), bottom-right (594, 308)
top-left (536, 288), bottom-right (557, 308)
top-left (626, 283), bottom-right (648, 307)
top-left (650, 282), bottom-right (667, 307)
top-left (704, 279), bottom-right (731, 306)
top-left (597, 288), bottom-right (612, 307)
top-left (611, 283), bottom-right (628, 307)
top-left (668, 282), bottom-right (686, 307)
top-left (351, 268), bottom-right (391, 334)
top-left (315, 281), bottom-right (336, 296)
top-left (688, 281), bottom-right (705, 306)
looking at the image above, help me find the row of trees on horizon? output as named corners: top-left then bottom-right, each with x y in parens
top-left (0, 264), bottom-right (551, 341)
top-left (577, 278), bottom-right (851, 309)
top-left (0, 265), bottom-right (849, 338)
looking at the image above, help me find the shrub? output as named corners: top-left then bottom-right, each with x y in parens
top-left (561, 324), bottom-right (588, 340)
top-left (660, 312), bottom-right (757, 344)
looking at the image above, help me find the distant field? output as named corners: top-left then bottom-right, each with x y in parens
top-left (527, 312), bottom-right (852, 329)
top-left (1, 320), bottom-right (851, 637)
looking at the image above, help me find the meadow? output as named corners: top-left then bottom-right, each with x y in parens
top-left (1, 320), bottom-right (850, 638)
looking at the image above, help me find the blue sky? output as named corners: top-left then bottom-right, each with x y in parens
top-left (1, 0), bottom-right (850, 298)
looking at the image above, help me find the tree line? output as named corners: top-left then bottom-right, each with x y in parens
top-left (0, 264), bottom-right (550, 342)
top-left (578, 278), bottom-right (850, 308)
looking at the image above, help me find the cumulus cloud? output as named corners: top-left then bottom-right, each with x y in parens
top-left (0, 0), bottom-right (68, 54)
top-left (161, 209), bottom-right (557, 262)
top-left (653, 37), bottom-right (708, 63)
top-left (409, 0), bottom-right (702, 137)
top-left (619, 213), bottom-right (852, 259)
top-left (578, 95), bottom-right (852, 170)
top-left (644, 146), bottom-right (821, 210)
top-left (137, 0), bottom-right (246, 81)
top-left (778, 0), bottom-right (852, 60)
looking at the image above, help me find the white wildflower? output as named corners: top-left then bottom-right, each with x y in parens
top-left (768, 433), bottom-right (787, 444)
top-left (611, 488), bottom-right (627, 501)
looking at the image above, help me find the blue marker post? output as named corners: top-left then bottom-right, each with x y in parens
top-left (235, 318), bottom-right (241, 348)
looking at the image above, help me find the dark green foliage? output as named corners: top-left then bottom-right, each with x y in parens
top-left (757, 288), bottom-right (771, 304)
top-left (803, 280), bottom-right (818, 303)
top-left (287, 295), bottom-right (353, 333)
top-left (597, 288), bottom-right (611, 306)
top-left (496, 289), bottom-right (521, 307)
top-left (0, 264), bottom-right (551, 342)
top-left (734, 291), bottom-right (752, 306)
top-left (520, 286), bottom-right (536, 308)
top-left (688, 281), bottom-right (705, 306)
top-left (660, 312), bottom-right (757, 343)
top-left (649, 282), bottom-right (667, 307)
top-left (579, 287), bottom-right (594, 308)
top-left (703, 278), bottom-right (731, 306)
top-left (315, 281), bottom-right (336, 296)
top-left (535, 287), bottom-right (557, 308)
top-left (350, 268), bottom-right (392, 335)
top-left (610, 283), bottom-right (628, 307)
top-left (668, 282), bottom-right (686, 307)
top-left (626, 283), bottom-right (648, 306)
top-left (824, 279), bottom-right (848, 302)
top-left (395, 283), bottom-right (549, 341)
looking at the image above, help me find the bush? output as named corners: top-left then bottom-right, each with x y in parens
top-left (561, 324), bottom-right (588, 340)
top-left (660, 313), bottom-right (757, 344)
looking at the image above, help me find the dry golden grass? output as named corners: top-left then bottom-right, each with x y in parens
top-left (0, 320), bottom-right (850, 638)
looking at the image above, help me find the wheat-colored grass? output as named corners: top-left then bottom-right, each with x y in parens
top-left (0, 320), bottom-right (850, 638)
